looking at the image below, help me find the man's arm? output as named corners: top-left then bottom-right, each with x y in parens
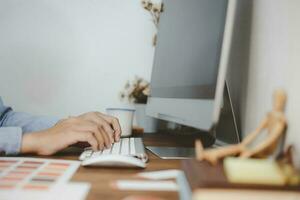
top-left (0, 127), bottom-right (23, 155)
top-left (0, 98), bottom-right (22, 155)
top-left (0, 97), bottom-right (59, 155)
top-left (0, 97), bottom-right (121, 156)
top-left (2, 111), bottom-right (59, 134)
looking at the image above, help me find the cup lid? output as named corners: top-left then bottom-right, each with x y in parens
top-left (106, 108), bottom-right (135, 112)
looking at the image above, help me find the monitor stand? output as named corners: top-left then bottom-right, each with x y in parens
top-left (146, 146), bottom-right (196, 159)
top-left (145, 84), bottom-right (240, 159)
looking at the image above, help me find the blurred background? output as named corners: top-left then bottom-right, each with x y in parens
top-left (0, 0), bottom-right (156, 117)
top-left (0, 0), bottom-right (300, 165)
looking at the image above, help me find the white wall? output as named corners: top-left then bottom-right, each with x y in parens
top-left (1, 0), bottom-right (300, 165)
top-left (0, 0), bottom-right (156, 117)
top-left (236, 0), bottom-right (300, 166)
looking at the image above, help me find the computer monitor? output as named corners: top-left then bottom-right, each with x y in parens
top-left (146, 0), bottom-right (239, 157)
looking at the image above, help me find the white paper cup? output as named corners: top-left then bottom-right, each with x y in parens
top-left (106, 108), bottom-right (135, 137)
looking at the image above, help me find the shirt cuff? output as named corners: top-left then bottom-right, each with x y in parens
top-left (0, 127), bottom-right (22, 155)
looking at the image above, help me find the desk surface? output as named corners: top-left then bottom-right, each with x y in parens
top-left (46, 133), bottom-right (196, 200)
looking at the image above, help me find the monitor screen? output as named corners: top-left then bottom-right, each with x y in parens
top-left (146, 0), bottom-right (237, 135)
top-left (150, 0), bottom-right (228, 99)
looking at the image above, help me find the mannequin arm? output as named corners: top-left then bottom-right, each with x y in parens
top-left (241, 117), bottom-right (269, 147)
top-left (242, 123), bottom-right (285, 157)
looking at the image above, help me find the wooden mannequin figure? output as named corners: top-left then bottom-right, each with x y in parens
top-left (196, 89), bottom-right (287, 165)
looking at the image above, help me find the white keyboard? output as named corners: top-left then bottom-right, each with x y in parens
top-left (79, 137), bottom-right (148, 168)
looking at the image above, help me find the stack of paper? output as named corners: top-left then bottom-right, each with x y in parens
top-left (193, 189), bottom-right (300, 200)
top-left (224, 157), bottom-right (287, 185)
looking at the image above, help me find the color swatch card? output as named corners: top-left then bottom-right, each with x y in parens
top-left (0, 157), bottom-right (80, 191)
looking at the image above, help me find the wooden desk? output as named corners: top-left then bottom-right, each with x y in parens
top-left (45, 133), bottom-right (198, 200)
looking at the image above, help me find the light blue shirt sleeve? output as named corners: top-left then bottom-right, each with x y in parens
top-left (0, 97), bottom-right (59, 155)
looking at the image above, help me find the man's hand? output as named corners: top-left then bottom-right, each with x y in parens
top-left (78, 112), bottom-right (121, 142)
top-left (20, 112), bottom-right (122, 155)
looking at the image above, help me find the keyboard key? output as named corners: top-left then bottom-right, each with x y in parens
top-left (79, 149), bottom-right (93, 160)
top-left (93, 151), bottom-right (102, 157)
top-left (130, 138), bottom-right (136, 155)
top-left (112, 141), bottom-right (121, 154)
top-left (121, 138), bottom-right (129, 155)
top-left (102, 147), bottom-right (112, 155)
top-left (90, 152), bottom-right (97, 158)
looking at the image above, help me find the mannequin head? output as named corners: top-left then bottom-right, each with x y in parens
top-left (273, 89), bottom-right (287, 112)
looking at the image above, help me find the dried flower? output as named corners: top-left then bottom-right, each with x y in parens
top-left (124, 81), bottom-right (130, 89)
top-left (120, 76), bottom-right (150, 104)
top-left (141, 0), bottom-right (153, 11)
top-left (143, 87), bottom-right (150, 96)
top-left (141, 0), bottom-right (163, 46)
top-left (119, 92), bottom-right (125, 99)
top-left (152, 4), bottom-right (162, 13)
